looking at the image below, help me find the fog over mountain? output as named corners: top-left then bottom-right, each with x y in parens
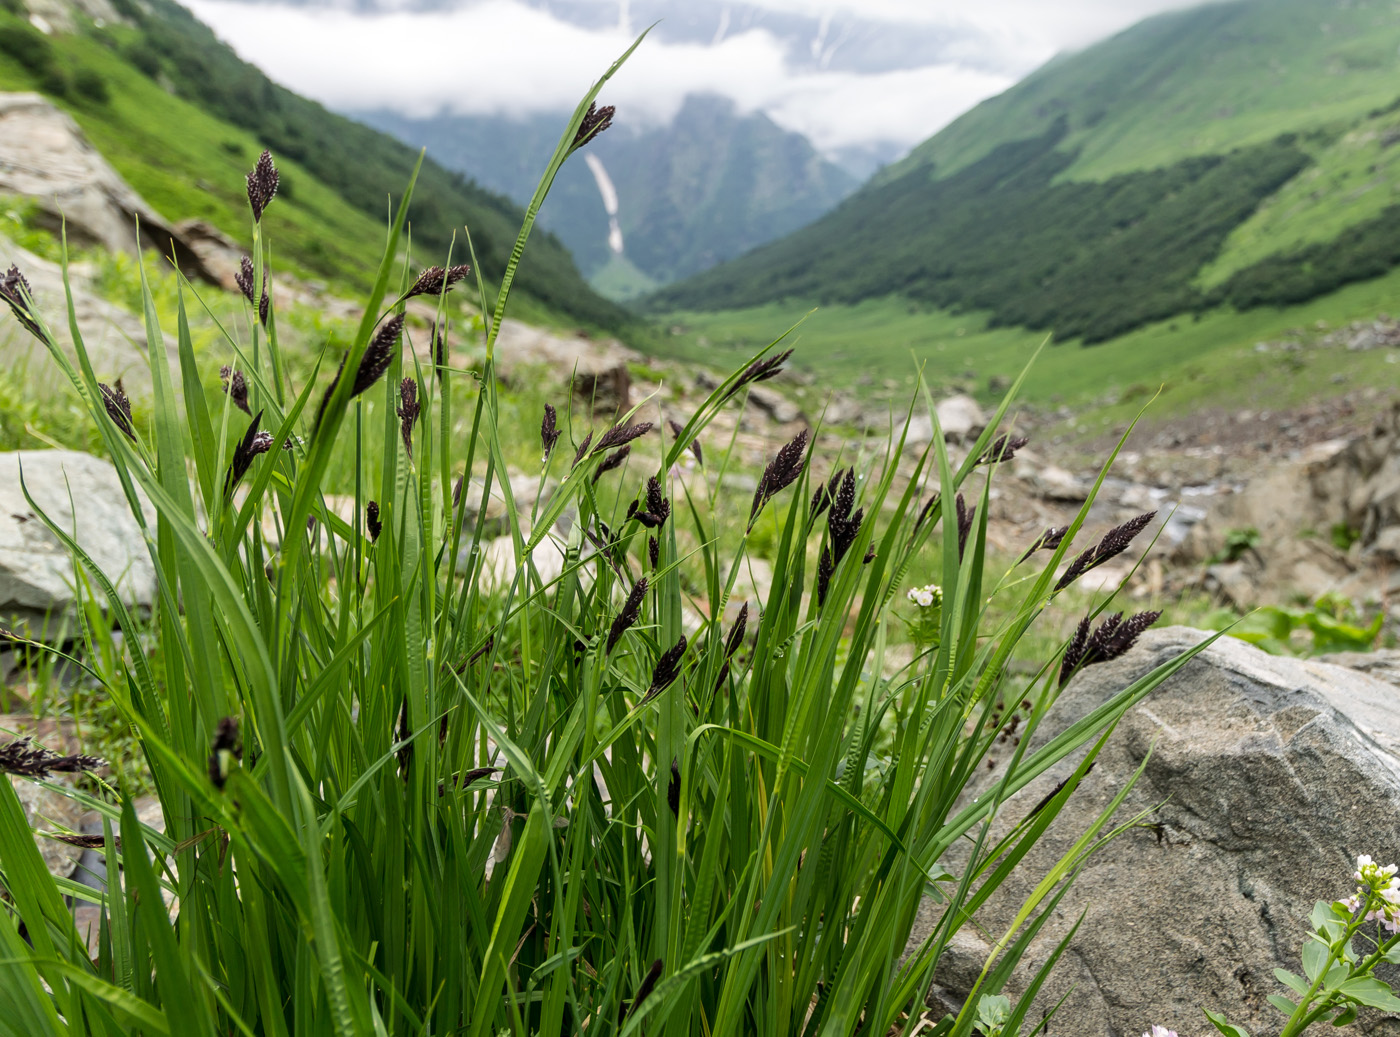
top-left (181, 0), bottom-right (1207, 294)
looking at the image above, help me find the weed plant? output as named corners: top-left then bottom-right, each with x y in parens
top-left (0, 48), bottom-right (1214, 1036)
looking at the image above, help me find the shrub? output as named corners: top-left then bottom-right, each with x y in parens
top-left (0, 54), bottom-right (1209, 1035)
top-left (0, 18), bottom-right (54, 75)
top-left (72, 67), bottom-right (110, 105)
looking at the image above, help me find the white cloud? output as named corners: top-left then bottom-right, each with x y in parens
top-left (183, 0), bottom-right (1204, 153)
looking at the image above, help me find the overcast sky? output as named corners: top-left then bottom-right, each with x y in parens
top-left (185, 0), bottom-right (1211, 155)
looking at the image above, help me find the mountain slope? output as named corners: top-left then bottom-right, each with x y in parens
top-left (361, 95), bottom-right (858, 297)
top-left (648, 0), bottom-right (1400, 344)
top-left (0, 0), bottom-right (629, 331)
top-left (882, 0), bottom-right (1400, 185)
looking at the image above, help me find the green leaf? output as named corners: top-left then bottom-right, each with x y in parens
top-left (1337, 976), bottom-right (1400, 1010)
top-left (1332, 1005), bottom-right (1358, 1026)
top-left (1266, 994), bottom-right (1297, 1016)
top-left (1303, 937), bottom-right (1329, 982)
top-left (1203, 1008), bottom-right (1252, 1037)
top-left (1273, 968), bottom-right (1307, 996)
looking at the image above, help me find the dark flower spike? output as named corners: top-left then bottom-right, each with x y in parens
top-left (573, 102), bottom-right (615, 148)
top-left (831, 506), bottom-right (863, 566)
top-left (439, 766), bottom-right (501, 796)
top-left (668, 758), bottom-right (681, 817)
top-left (571, 430), bottom-right (594, 468)
top-left (353, 313), bottom-right (404, 397)
top-left (207, 716), bottom-right (241, 790)
top-left (246, 150), bottom-right (279, 221)
top-left (606, 577), bottom-right (648, 654)
top-left (0, 738), bottom-right (103, 779)
top-left (591, 444), bottom-right (631, 484)
top-left (914, 491), bottom-right (941, 534)
top-left (816, 546), bottom-right (835, 607)
top-left (1058, 609), bottom-right (1161, 686)
top-left (541, 403), bottom-right (561, 460)
top-left (749, 428), bottom-right (809, 529)
top-left (0, 264), bottom-right (41, 338)
top-left (646, 476), bottom-right (670, 523)
top-left (731, 348), bottom-right (794, 397)
top-left (405, 264), bottom-right (471, 300)
top-left (366, 500), bottom-right (382, 543)
top-left (863, 542), bottom-right (877, 564)
top-left (220, 365), bottom-right (252, 414)
top-left (235, 256), bottom-right (256, 306)
top-left (668, 418), bottom-right (703, 467)
top-left (956, 494), bottom-right (976, 561)
top-left (1019, 525), bottom-right (1069, 564)
top-left (647, 535), bottom-right (659, 571)
top-left (397, 377), bottom-right (420, 458)
top-left (725, 602), bottom-right (748, 658)
top-left (593, 419), bottom-right (653, 456)
top-left (431, 321), bottom-right (449, 379)
top-left (258, 275), bottom-right (270, 327)
top-left (396, 701), bottom-right (412, 777)
top-left (225, 410), bottom-right (274, 493)
top-left (643, 635), bottom-right (687, 703)
top-left (1054, 511), bottom-right (1156, 592)
top-left (99, 381), bottom-right (136, 442)
top-left (979, 433), bottom-right (1030, 465)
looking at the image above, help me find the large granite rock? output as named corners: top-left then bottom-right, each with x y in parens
top-left (0, 93), bottom-right (215, 283)
top-left (920, 628), bottom-right (1400, 1035)
top-left (0, 450), bottom-right (156, 634)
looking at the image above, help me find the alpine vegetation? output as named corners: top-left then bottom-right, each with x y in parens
top-left (0, 41), bottom-right (1218, 1037)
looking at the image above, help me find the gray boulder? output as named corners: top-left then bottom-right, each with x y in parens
top-left (0, 450), bottom-right (155, 634)
top-left (921, 628), bottom-right (1400, 1035)
top-left (0, 93), bottom-right (215, 283)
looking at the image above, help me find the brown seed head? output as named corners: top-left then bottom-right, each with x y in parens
top-left (643, 635), bottom-right (687, 702)
top-left (593, 419), bottom-right (653, 455)
top-left (246, 150), bottom-right (279, 221)
top-left (366, 500), bottom-right (382, 543)
top-left (225, 410), bottom-right (274, 493)
top-left (405, 264), bottom-right (471, 300)
top-left (0, 738), bottom-right (102, 779)
top-left (220, 365), bottom-right (252, 414)
top-left (591, 445), bottom-right (631, 484)
top-left (541, 403), bottom-right (561, 460)
top-left (0, 265), bottom-right (39, 338)
top-left (99, 381), bottom-right (136, 441)
top-left (208, 716), bottom-right (241, 789)
top-left (606, 577), bottom-right (648, 654)
top-left (749, 428), bottom-right (809, 529)
top-left (397, 377), bottom-right (420, 457)
top-left (236, 256), bottom-right (256, 306)
top-left (573, 102), bottom-right (615, 148)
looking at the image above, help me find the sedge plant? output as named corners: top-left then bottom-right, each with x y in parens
top-left (0, 42), bottom-right (1215, 1037)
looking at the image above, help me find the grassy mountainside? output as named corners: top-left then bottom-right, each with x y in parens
top-left (647, 0), bottom-right (1400, 347)
top-left (363, 95), bottom-right (857, 295)
top-left (882, 0), bottom-right (1400, 185)
top-left (0, 0), bottom-right (629, 331)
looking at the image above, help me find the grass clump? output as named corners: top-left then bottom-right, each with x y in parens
top-left (0, 49), bottom-right (1211, 1036)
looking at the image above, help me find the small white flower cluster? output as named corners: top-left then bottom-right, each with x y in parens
top-left (1143, 1028), bottom-right (1178, 1037)
top-left (906, 583), bottom-right (942, 608)
top-left (1345, 854), bottom-right (1400, 933)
